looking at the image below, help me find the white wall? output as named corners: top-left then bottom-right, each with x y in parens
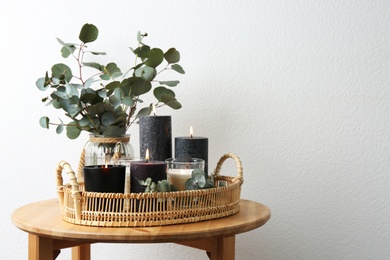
top-left (1, 0), bottom-right (389, 259)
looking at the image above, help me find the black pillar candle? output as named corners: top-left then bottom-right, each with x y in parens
top-left (83, 165), bottom-right (126, 193)
top-left (130, 160), bottom-right (167, 193)
top-left (139, 115), bottom-right (172, 161)
top-left (175, 128), bottom-right (209, 174)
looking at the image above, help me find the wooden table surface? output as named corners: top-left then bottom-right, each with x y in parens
top-left (12, 199), bottom-right (271, 259)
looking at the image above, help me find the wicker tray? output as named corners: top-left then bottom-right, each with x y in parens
top-left (56, 153), bottom-right (243, 227)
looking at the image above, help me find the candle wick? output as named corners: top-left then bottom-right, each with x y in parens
top-left (146, 158), bottom-right (149, 163)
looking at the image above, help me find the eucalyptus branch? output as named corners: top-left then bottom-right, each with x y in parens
top-left (36, 24), bottom-right (184, 139)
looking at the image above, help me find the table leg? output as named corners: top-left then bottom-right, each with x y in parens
top-left (177, 235), bottom-right (236, 260)
top-left (207, 236), bottom-right (235, 260)
top-left (28, 234), bottom-right (54, 260)
top-left (72, 244), bottom-right (91, 260)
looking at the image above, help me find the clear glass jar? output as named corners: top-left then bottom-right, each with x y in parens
top-left (84, 134), bottom-right (134, 166)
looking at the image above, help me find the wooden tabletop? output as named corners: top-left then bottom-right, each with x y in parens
top-left (12, 199), bottom-right (271, 243)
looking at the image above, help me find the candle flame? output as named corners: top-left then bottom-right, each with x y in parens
top-left (105, 160), bottom-right (108, 168)
top-left (151, 104), bottom-right (156, 116)
top-left (190, 126), bottom-right (193, 138)
top-left (145, 148), bottom-right (150, 162)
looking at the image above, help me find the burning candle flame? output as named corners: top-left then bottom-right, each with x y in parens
top-left (190, 126), bottom-right (194, 138)
top-left (151, 104), bottom-right (156, 116)
top-left (105, 160), bottom-right (108, 168)
top-left (145, 148), bottom-right (150, 162)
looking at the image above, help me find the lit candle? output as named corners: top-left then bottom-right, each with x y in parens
top-left (175, 126), bottom-right (209, 174)
top-left (166, 158), bottom-right (205, 191)
top-left (139, 105), bottom-right (172, 161)
top-left (130, 149), bottom-right (167, 193)
top-left (83, 164), bottom-right (126, 193)
top-left (167, 169), bottom-right (192, 191)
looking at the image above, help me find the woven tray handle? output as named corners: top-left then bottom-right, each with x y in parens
top-left (56, 161), bottom-right (82, 220)
top-left (213, 153), bottom-right (244, 185)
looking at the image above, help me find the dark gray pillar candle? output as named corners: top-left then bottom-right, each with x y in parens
top-left (175, 136), bottom-right (209, 174)
top-left (139, 116), bottom-right (172, 161)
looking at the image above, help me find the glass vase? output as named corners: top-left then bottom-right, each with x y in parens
top-left (84, 134), bottom-right (134, 166)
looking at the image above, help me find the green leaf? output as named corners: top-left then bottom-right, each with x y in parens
top-left (136, 107), bottom-right (152, 118)
top-left (135, 65), bottom-right (156, 81)
top-left (79, 23), bottom-right (98, 44)
top-left (101, 111), bottom-right (114, 126)
top-left (132, 79), bottom-right (152, 96)
top-left (51, 90), bottom-right (68, 99)
top-left (171, 64), bottom-right (185, 74)
top-left (80, 88), bottom-right (97, 103)
top-left (56, 38), bottom-right (76, 58)
top-left (83, 62), bottom-right (103, 71)
top-left (154, 87), bottom-right (175, 102)
top-left (51, 63), bottom-right (72, 82)
top-left (56, 124), bottom-right (64, 134)
top-left (84, 78), bottom-right (94, 88)
top-left (185, 178), bottom-right (198, 190)
top-left (39, 116), bottom-right (49, 129)
top-left (158, 80), bottom-right (180, 87)
top-left (122, 96), bottom-right (134, 106)
top-left (66, 124), bottom-right (81, 139)
top-left (105, 81), bottom-right (121, 91)
top-left (133, 45), bottom-right (150, 58)
top-left (36, 77), bottom-right (49, 91)
top-left (90, 51), bottom-right (106, 55)
top-left (78, 116), bottom-right (91, 127)
top-left (145, 48), bottom-right (164, 68)
top-left (103, 125), bottom-right (125, 136)
top-left (164, 48), bottom-right (180, 64)
top-left (109, 95), bottom-right (121, 108)
top-left (194, 172), bottom-right (206, 188)
top-left (161, 95), bottom-right (182, 109)
top-left (192, 169), bottom-right (204, 178)
top-left (65, 83), bottom-right (78, 98)
top-left (104, 63), bottom-right (122, 78)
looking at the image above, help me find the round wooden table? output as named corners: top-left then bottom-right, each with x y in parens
top-left (12, 199), bottom-right (270, 260)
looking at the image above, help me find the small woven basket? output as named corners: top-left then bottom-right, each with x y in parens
top-left (56, 153), bottom-right (243, 227)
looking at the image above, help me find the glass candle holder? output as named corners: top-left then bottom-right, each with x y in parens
top-left (165, 158), bottom-right (205, 191)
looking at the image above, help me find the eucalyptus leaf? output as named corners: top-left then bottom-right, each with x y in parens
top-left (132, 79), bottom-right (152, 96)
top-left (109, 95), bottom-right (121, 108)
top-left (84, 78), bottom-right (94, 88)
top-left (133, 45), bottom-right (150, 58)
top-left (136, 107), bottom-right (152, 118)
top-left (104, 63), bottom-right (122, 78)
top-left (36, 77), bottom-right (49, 91)
top-left (90, 51), bottom-right (106, 55)
top-left (83, 62), bottom-right (103, 71)
top-left (122, 96), bottom-right (134, 106)
top-left (164, 48), bottom-right (180, 64)
top-left (145, 48), bottom-right (164, 68)
top-left (78, 116), bottom-right (91, 127)
top-left (171, 64), bottom-right (185, 74)
top-left (135, 65), bottom-right (156, 81)
top-left (66, 124), bottom-right (81, 139)
top-left (80, 88), bottom-right (97, 103)
top-left (101, 111), bottom-right (115, 126)
top-left (39, 116), bottom-right (50, 129)
top-left (51, 63), bottom-right (72, 82)
top-left (160, 95), bottom-right (182, 109)
top-left (79, 23), bottom-right (98, 44)
top-left (103, 125), bottom-right (126, 136)
top-left (105, 81), bottom-right (121, 91)
top-left (56, 124), bottom-right (64, 134)
top-left (158, 80), bottom-right (180, 87)
top-left (153, 86), bottom-right (175, 101)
